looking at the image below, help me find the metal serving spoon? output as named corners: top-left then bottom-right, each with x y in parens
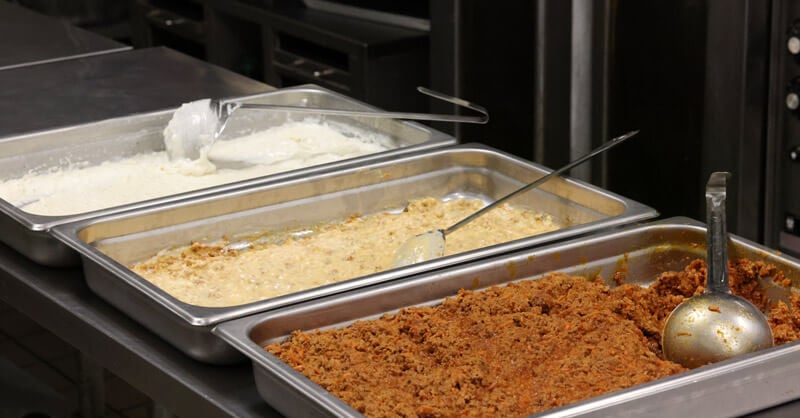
top-left (392, 130), bottom-right (640, 267)
top-left (165, 87), bottom-right (489, 164)
top-left (662, 172), bottom-right (773, 368)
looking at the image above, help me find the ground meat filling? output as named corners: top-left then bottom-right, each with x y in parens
top-left (265, 258), bottom-right (800, 417)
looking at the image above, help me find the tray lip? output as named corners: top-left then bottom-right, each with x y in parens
top-left (50, 142), bottom-right (658, 327)
top-left (211, 217), bottom-right (710, 335)
top-left (0, 83), bottom-right (456, 233)
top-left (211, 216), bottom-right (800, 417)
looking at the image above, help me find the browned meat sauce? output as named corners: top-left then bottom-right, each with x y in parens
top-left (266, 259), bottom-right (800, 417)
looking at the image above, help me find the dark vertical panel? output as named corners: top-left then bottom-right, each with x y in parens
top-left (606, 0), bottom-right (708, 221)
top-left (701, 0), bottom-right (770, 240)
top-left (763, 0), bottom-right (788, 249)
top-left (534, 0), bottom-right (572, 167)
top-left (765, 0), bottom-right (800, 255)
top-left (455, 3), bottom-right (537, 159)
top-left (571, 0), bottom-right (611, 183)
top-left (205, 7), bottom-right (266, 82)
top-left (428, 0), bottom-right (459, 135)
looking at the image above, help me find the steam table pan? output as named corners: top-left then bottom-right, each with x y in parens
top-left (52, 143), bottom-right (656, 364)
top-left (0, 84), bottom-right (455, 267)
top-left (213, 218), bottom-right (800, 417)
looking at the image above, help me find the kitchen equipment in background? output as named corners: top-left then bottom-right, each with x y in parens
top-left (770, 0), bottom-right (800, 259)
top-left (130, 0), bottom-right (431, 113)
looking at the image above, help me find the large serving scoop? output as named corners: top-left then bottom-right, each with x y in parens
top-left (662, 172), bottom-right (773, 368)
top-left (163, 98), bottom-right (221, 161)
top-left (392, 130), bottom-right (640, 267)
top-left (164, 87), bottom-right (489, 163)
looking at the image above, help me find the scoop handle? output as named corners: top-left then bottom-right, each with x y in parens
top-left (223, 87), bottom-right (489, 125)
top-left (443, 130), bottom-right (640, 236)
top-left (706, 171), bottom-right (732, 294)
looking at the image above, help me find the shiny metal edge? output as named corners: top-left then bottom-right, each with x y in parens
top-left (0, 84), bottom-right (456, 267)
top-left (0, 46), bottom-right (133, 71)
top-left (212, 218), bottom-right (800, 417)
top-left (51, 144), bottom-right (657, 363)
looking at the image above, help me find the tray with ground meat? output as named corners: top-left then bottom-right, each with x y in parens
top-left (52, 143), bottom-right (655, 364)
top-left (213, 217), bottom-right (800, 418)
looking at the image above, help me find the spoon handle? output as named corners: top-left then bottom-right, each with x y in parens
top-left (222, 86), bottom-right (490, 125)
top-left (443, 130), bottom-right (640, 236)
top-left (706, 171), bottom-right (731, 294)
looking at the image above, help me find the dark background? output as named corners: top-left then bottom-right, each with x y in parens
top-left (6, 0), bottom-right (799, 257)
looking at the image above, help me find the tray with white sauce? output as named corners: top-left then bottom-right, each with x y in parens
top-left (51, 143), bottom-right (656, 364)
top-left (213, 218), bottom-right (800, 418)
top-left (0, 84), bottom-right (455, 266)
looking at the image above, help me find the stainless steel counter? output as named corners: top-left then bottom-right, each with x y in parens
top-left (0, 2), bottom-right (130, 71)
top-left (0, 241), bottom-right (277, 418)
top-left (0, 46), bottom-right (272, 137)
top-left (0, 43), bottom-right (278, 416)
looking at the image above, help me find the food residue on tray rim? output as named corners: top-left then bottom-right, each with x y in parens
top-left (615, 253), bottom-right (630, 270)
top-left (505, 261), bottom-right (517, 278)
top-left (470, 277), bottom-right (481, 290)
top-left (584, 267), bottom-right (603, 282)
top-left (613, 254), bottom-right (630, 285)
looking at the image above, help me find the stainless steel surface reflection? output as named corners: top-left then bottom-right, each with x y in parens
top-left (0, 2), bottom-right (130, 71)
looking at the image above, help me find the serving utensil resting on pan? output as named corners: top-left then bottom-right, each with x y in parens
top-left (164, 87), bottom-right (489, 164)
top-left (392, 130), bottom-right (640, 267)
top-left (661, 172), bottom-right (773, 368)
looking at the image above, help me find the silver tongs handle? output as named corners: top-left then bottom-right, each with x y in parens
top-left (218, 87), bottom-right (489, 126)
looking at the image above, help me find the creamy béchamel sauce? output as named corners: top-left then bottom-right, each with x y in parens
top-left (0, 120), bottom-right (394, 216)
top-left (130, 197), bottom-right (561, 307)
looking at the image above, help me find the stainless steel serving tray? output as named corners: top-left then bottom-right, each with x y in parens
top-left (213, 218), bottom-right (800, 418)
top-left (0, 84), bottom-right (455, 267)
top-left (52, 144), bottom-right (656, 364)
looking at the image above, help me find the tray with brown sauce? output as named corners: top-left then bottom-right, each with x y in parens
top-left (213, 218), bottom-right (800, 417)
top-left (51, 144), bottom-right (656, 364)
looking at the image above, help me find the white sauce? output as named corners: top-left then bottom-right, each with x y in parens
top-left (0, 119), bottom-right (395, 216)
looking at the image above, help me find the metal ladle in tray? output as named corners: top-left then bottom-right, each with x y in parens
top-left (662, 172), bottom-right (773, 368)
top-left (165, 87), bottom-right (489, 165)
top-left (392, 129), bottom-right (640, 267)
